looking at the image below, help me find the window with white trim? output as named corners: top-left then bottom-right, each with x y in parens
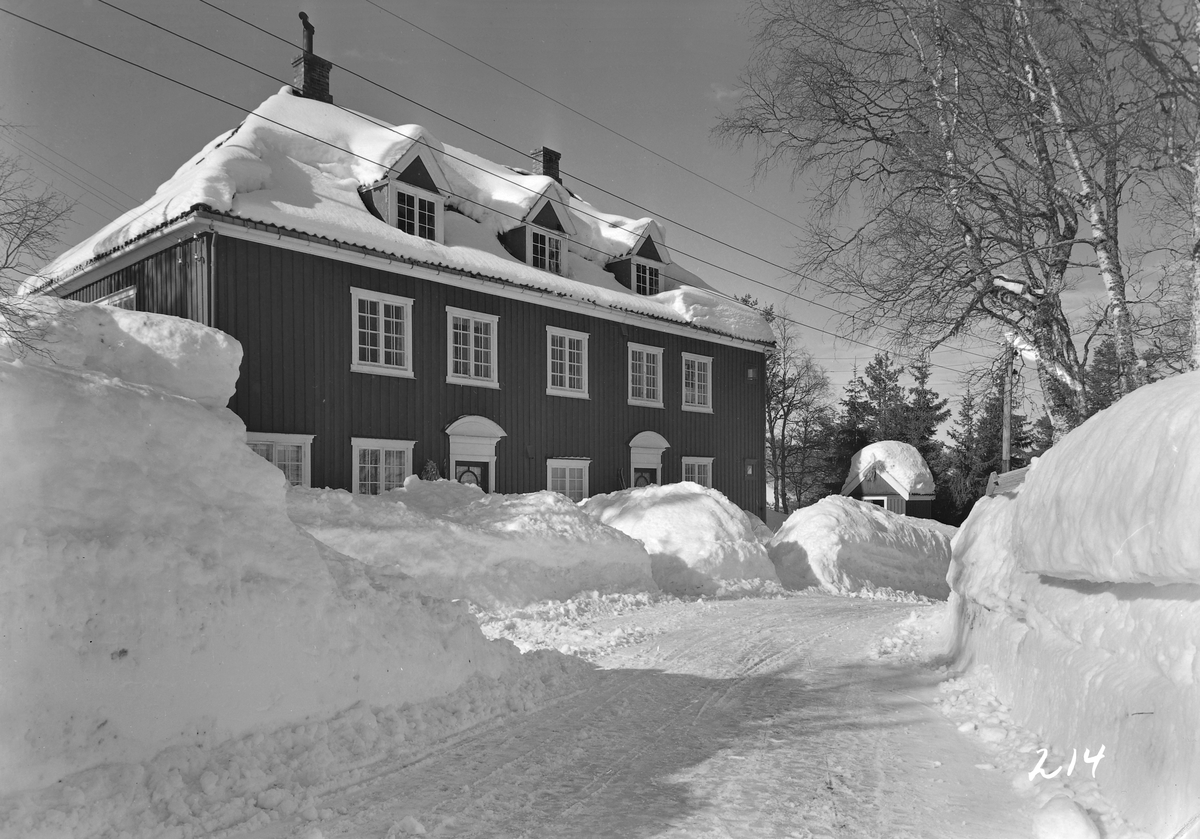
top-left (547, 458), bottom-right (590, 502)
top-left (628, 343), bottom-right (663, 408)
top-left (352, 438), bottom-right (416, 495)
top-left (447, 307), bottom-right (499, 387)
top-left (530, 227), bottom-right (564, 275)
top-left (246, 432), bottom-right (313, 487)
top-left (546, 326), bottom-right (589, 398)
top-left (96, 286), bottom-right (136, 310)
top-left (352, 288), bottom-right (413, 378)
top-left (682, 457), bottom-right (714, 488)
top-left (397, 188), bottom-right (438, 240)
top-left (682, 352), bottom-right (713, 412)
top-left (633, 260), bottom-right (660, 295)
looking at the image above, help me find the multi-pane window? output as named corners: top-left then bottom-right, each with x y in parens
top-left (447, 307), bottom-right (499, 386)
top-left (351, 289), bottom-right (413, 377)
top-left (547, 458), bottom-right (590, 502)
top-left (96, 286), bottom-right (136, 310)
top-left (246, 433), bottom-right (313, 487)
top-left (628, 343), bottom-right (664, 407)
top-left (397, 189), bottom-right (437, 240)
top-left (531, 229), bottom-right (563, 274)
top-left (352, 438), bottom-right (415, 495)
top-left (682, 457), bottom-right (714, 488)
top-left (634, 261), bottom-right (660, 295)
top-left (682, 353), bottom-right (713, 412)
top-left (546, 327), bottom-right (588, 397)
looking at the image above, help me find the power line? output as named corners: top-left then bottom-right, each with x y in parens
top-left (4, 125), bottom-right (141, 205)
top-left (356, 0), bottom-right (805, 235)
top-left (2, 6), bottom-right (979, 377)
top-left (190, 0), bottom-right (926, 324)
top-left (187, 0), bottom-right (997, 364)
top-left (0, 132), bottom-right (132, 216)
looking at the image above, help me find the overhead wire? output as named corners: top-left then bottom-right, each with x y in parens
top-left (192, 0), bottom-right (964, 335)
top-left (2, 4), bottom-right (985, 376)
top-left (4, 125), bottom-right (141, 205)
top-left (356, 0), bottom-right (806, 234)
top-left (0, 132), bottom-right (133, 217)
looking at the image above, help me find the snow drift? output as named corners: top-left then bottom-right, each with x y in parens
top-left (581, 483), bottom-right (778, 596)
top-left (287, 481), bottom-right (657, 607)
top-left (768, 496), bottom-right (952, 598)
top-left (948, 371), bottom-right (1200, 837)
top-left (0, 298), bottom-right (515, 795)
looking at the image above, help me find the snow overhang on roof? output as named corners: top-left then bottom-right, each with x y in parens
top-left (841, 441), bottom-right (936, 500)
top-left (27, 88), bottom-right (772, 348)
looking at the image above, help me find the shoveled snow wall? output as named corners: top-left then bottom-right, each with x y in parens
top-left (581, 483), bottom-right (778, 596)
top-left (948, 371), bottom-right (1200, 837)
top-left (287, 482), bottom-right (657, 608)
top-left (0, 299), bottom-right (514, 794)
top-left (769, 496), bottom-right (951, 598)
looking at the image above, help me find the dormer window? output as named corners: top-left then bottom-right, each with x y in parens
top-left (360, 138), bottom-right (451, 245)
top-left (531, 228), bottom-right (563, 274)
top-left (398, 188), bottom-right (437, 240)
top-left (634, 260), bottom-right (660, 296)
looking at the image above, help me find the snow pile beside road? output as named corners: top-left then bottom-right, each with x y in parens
top-left (768, 496), bottom-right (952, 598)
top-left (581, 482), bottom-right (779, 596)
top-left (288, 481), bottom-right (656, 607)
top-left (948, 371), bottom-right (1200, 838)
top-left (0, 299), bottom-right (518, 812)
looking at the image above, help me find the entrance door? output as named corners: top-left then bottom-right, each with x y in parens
top-left (633, 467), bottom-right (658, 487)
top-left (456, 461), bottom-right (489, 491)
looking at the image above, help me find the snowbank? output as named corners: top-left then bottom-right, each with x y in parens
top-left (841, 440), bottom-right (935, 496)
top-left (287, 481), bottom-right (656, 607)
top-left (768, 497), bottom-right (951, 598)
top-left (948, 372), bottom-right (1200, 837)
top-left (581, 483), bottom-right (778, 596)
top-left (0, 298), bottom-right (515, 796)
top-left (1013, 371), bottom-right (1200, 584)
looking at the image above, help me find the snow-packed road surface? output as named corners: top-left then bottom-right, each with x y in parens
top-left (246, 596), bottom-right (1032, 838)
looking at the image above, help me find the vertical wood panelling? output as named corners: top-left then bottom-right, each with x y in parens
top-left (104, 235), bottom-right (766, 517)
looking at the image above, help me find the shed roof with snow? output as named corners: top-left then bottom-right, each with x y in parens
top-left (841, 441), bottom-right (935, 500)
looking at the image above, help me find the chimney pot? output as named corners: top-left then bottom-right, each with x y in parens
top-left (530, 147), bottom-right (562, 185)
top-left (293, 12), bottom-right (332, 104)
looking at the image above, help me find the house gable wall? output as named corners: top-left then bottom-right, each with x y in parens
top-left (64, 236), bottom-right (210, 324)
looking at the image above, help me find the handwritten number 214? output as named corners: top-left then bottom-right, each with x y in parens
top-left (1028, 746), bottom-right (1105, 781)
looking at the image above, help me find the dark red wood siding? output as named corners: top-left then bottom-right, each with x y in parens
top-left (212, 238), bottom-right (766, 515)
top-left (64, 236), bottom-right (210, 324)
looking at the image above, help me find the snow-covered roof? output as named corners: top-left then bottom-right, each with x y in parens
top-left (29, 88), bottom-right (771, 347)
top-left (841, 441), bottom-right (936, 499)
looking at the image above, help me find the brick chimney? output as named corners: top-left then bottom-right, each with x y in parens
top-left (530, 147), bottom-right (562, 184)
top-left (292, 12), bottom-right (333, 104)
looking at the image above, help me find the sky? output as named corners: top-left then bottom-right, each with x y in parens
top-left (0, 0), bottom-right (1018, 415)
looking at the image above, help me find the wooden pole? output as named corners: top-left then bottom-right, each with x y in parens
top-left (1001, 345), bottom-right (1014, 474)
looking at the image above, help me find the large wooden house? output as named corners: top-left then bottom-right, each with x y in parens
top-left (29, 24), bottom-right (772, 517)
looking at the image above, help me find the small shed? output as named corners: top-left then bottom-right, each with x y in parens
top-left (841, 441), bottom-right (936, 518)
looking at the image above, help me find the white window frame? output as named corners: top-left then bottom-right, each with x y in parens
top-left (246, 432), bottom-right (313, 488)
top-left (351, 437), bottom-right (416, 495)
top-left (527, 225), bottom-right (566, 276)
top-left (351, 288), bottom-right (414, 378)
top-left (545, 326), bottom-right (589, 399)
top-left (96, 286), bottom-right (136, 310)
top-left (446, 306), bottom-right (500, 388)
top-left (682, 352), bottom-right (714, 413)
top-left (627, 342), bottom-right (664, 408)
top-left (547, 457), bottom-right (590, 502)
top-left (392, 182), bottom-right (444, 244)
top-left (632, 258), bottom-right (662, 296)
top-left (682, 456), bottom-right (715, 488)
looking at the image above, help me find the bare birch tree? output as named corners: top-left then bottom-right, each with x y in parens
top-left (717, 0), bottom-right (1159, 433)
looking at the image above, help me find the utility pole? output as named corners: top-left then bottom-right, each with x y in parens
top-left (1001, 345), bottom-right (1014, 474)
